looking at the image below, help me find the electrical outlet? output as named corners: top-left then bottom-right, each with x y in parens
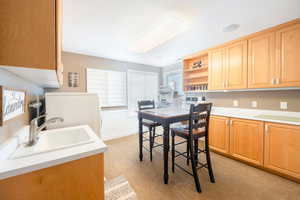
top-left (251, 101), bottom-right (257, 108)
top-left (233, 100), bottom-right (239, 107)
top-left (280, 102), bottom-right (288, 110)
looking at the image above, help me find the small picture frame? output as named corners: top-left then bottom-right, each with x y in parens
top-left (0, 86), bottom-right (26, 126)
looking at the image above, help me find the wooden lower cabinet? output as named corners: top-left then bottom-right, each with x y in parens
top-left (0, 154), bottom-right (104, 200)
top-left (209, 116), bottom-right (230, 154)
top-left (209, 115), bottom-right (300, 181)
top-left (264, 123), bottom-right (300, 179)
top-left (229, 118), bottom-right (264, 166)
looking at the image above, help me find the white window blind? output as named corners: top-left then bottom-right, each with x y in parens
top-left (127, 70), bottom-right (159, 113)
top-left (86, 68), bottom-right (127, 107)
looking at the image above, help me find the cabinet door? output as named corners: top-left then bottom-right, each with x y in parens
top-left (0, 0), bottom-right (56, 69)
top-left (230, 118), bottom-right (264, 166)
top-left (226, 41), bottom-right (248, 89)
top-left (276, 23), bottom-right (300, 87)
top-left (248, 33), bottom-right (276, 88)
top-left (264, 123), bottom-right (300, 179)
top-left (0, 154), bottom-right (104, 200)
top-left (209, 116), bottom-right (230, 154)
top-left (208, 49), bottom-right (226, 90)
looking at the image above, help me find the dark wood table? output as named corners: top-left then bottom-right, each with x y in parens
top-left (138, 107), bottom-right (190, 184)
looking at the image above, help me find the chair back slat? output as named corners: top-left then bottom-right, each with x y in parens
top-left (138, 100), bottom-right (155, 111)
top-left (188, 103), bottom-right (212, 135)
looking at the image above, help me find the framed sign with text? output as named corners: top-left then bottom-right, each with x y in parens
top-left (0, 86), bottom-right (26, 126)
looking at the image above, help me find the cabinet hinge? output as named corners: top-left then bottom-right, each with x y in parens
top-left (276, 78), bottom-right (280, 84)
top-left (265, 125), bottom-right (268, 133)
top-left (271, 78), bottom-right (275, 85)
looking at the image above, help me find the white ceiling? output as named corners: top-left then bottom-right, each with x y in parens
top-left (62, 0), bottom-right (300, 67)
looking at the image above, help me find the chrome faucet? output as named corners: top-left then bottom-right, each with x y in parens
top-left (27, 114), bottom-right (64, 146)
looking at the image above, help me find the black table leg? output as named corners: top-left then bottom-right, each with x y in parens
top-left (138, 114), bottom-right (143, 161)
top-left (163, 124), bottom-right (170, 184)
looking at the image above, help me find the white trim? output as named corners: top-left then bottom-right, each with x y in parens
top-left (127, 69), bottom-right (159, 75)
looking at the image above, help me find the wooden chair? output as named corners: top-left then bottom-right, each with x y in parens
top-left (138, 100), bottom-right (163, 161)
top-left (171, 103), bottom-right (215, 193)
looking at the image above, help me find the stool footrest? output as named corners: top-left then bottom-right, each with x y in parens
top-left (154, 134), bottom-right (163, 138)
top-left (196, 163), bottom-right (208, 169)
top-left (174, 163), bottom-right (194, 176)
top-left (198, 149), bottom-right (206, 153)
top-left (174, 150), bottom-right (188, 159)
top-left (174, 141), bottom-right (188, 146)
top-left (142, 146), bottom-right (150, 152)
top-left (153, 144), bottom-right (164, 148)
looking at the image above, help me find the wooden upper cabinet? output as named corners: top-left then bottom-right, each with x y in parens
top-left (226, 41), bottom-right (248, 89)
top-left (208, 41), bottom-right (247, 90)
top-left (209, 116), bottom-right (230, 154)
top-left (248, 33), bottom-right (276, 88)
top-left (0, 0), bottom-right (60, 70)
top-left (229, 118), bottom-right (264, 166)
top-left (208, 48), bottom-right (226, 90)
top-left (264, 123), bottom-right (300, 179)
top-left (186, 19), bottom-right (300, 90)
top-left (276, 23), bottom-right (300, 87)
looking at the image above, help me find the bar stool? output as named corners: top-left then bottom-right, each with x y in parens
top-left (171, 103), bottom-right (215, 193)
top-left (138, 100), bottom-right (163, 161)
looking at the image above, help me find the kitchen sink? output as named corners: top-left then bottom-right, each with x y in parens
top-left (10, 126), bottom-right (94, 159)
top-left (254, 114), bottom-right (300, 123)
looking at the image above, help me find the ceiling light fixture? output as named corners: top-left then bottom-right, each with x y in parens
top-left (130, 12), bottom-right (191, 53)
top-left (222, 24), bottom-right (240, 32)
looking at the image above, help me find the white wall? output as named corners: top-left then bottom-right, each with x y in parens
top-left (162, 63), bottom-right (182, 85)
top-left (100, 64), bottom-right (182, 141)
top-left (101, 110), bottom-right (138, 141)
top-left (48, 52), bottom-right (163, 93)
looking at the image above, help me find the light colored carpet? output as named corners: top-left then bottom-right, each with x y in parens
top-left (104, 134), bottom-right (300, 200)
top-left (105, 176), bottom-right (137, 200)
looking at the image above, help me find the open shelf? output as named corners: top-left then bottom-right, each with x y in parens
top-left (186, 81), bottom-right (208, 85)
top-left (183, 52), bottom-right (209, 92)
top-left (184, 66), bottom-right (208, 72)
top-left (185, 72), bottom-right (208, 80)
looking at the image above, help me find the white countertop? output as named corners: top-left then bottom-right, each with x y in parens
top-left (211, 107), bottom-right (300, 126)
top-left (0, 125), bottom-right (107, 180)
top-left (141, 106), bottom-right (300, 126)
